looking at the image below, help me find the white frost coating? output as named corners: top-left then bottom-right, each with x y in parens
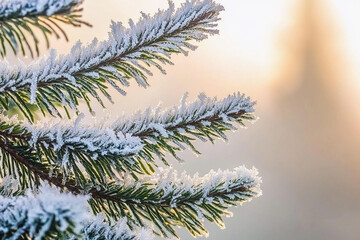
top-left (0, 0), bottom-right (224, 106)
top-left (0, 176), bottom-right (20, 195)
top-left (122, 165), bottom-right (262, 209)
top-left (24, 114), bottom-right (144, 164)
top-left (0, 92), bottom-right (253, 164)
top-left (111, 92), bottom-right (256, 136)
top-left (0, 183), bottom-right (90, 239)
top-left (0, 180), bottom-right (154, 239)
top-left (0, 0), bottom-right (82, 18)
top-left (72, 213), bottom-right (154, 240)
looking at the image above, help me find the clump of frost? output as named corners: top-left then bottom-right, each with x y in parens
top-left (74, 213), bottom-right (154, 240)
top-left (0, 183), bottom-right (89, 239)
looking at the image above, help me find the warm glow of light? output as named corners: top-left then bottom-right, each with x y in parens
top-left (327, 0), bottom-right (360, 87)
top-left (193, 0), bottom-right (297, 87)
top-left (215, 0), bottom-right (294, 78)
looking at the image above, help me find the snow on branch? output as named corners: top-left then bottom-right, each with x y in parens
top-left (0, 179), bottom-right (154, 239)
top-left (90, 165), bottom-right (262, 238)
top-left (111, 91), bottom-right (256, 163)
top-left (0, 134), bottom-right (261, 238)
top-left (0, 113), bottom-right (143, 161)
top-left (0, 91), bottom-right (260, 238)
top-left (0, 113), bottom-right (144, 185)
top-left (112, 92), bottom-right (256, 137)
top-left (0, 136), bottom-right (262, 238)
top-left (0, 0), bottom-right (224, 121)
top-left (0, 0), bottom-right (89, 58)
top-left (0, 183), bottom-right (89, 239)
top-left (0, 0), bottom-right (82, 19)
top-left (0, 175), bottom-right (21, 196)
top-left (70, 213), bottom-right (154, 240)
top-left (28, 114), bottom-right (143, 164)
top-left (124, 165), bottom-right (262, 207)
top-left (0, 92), bottom-right (255, 183)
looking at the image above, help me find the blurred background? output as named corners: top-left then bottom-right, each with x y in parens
top-left (7, 0), bottom-right (360, 239)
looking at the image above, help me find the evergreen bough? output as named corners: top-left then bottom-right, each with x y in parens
top-left (0, 0), bottom-right (262, 239)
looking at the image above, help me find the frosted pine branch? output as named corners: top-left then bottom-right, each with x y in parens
top-left (89, 165), bottom-right (262, 238)
top-left (112, 92), bottom-right (255, 137)
top-left (0, 0), bottom-right (89, 57)
top-left (111, 92), bottom-right (256, 161)
top-left (0, 183), bottom-right (89, 239)
top-left (0, 0), bottom-right (224, 121)
top-left (138, 165), bottom-right (262, 208)
top-left (0, 0), bottom-right (82, 19)
top-left (0, 113), bottom-right (143, 159)
top-left (0, 92), bottom-right (256, 183)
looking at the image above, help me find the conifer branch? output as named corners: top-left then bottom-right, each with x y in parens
top-left (0, 0), bottom-right (90, 57)
top-left (87, 166), bottom-right (262, 238)
top-left (0, 0), bottom-right (224, 122)
top-left (0, 92), bottom-right (256, 183)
